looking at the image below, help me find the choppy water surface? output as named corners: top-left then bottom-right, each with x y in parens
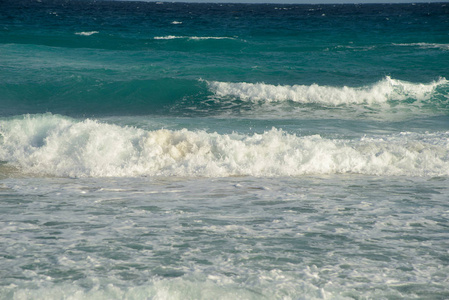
top-left (2, 175), bottom-right (449, 299)
top-left (1, 1), bottom-right (449, 298)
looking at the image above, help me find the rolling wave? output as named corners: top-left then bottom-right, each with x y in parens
top-left (1, 75), bottom-right (447, 119)
top-left (206, 76), bottom-right (448, 105)
top-left (1, 114), bottom-right (448, 178)
top-left (0, 78), bottom-right (200, 117)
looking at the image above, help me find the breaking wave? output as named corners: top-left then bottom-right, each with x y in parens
top-left (1, 114), bottom-right (448, 178)
top-left (206, 76), bottom-right (448, 106)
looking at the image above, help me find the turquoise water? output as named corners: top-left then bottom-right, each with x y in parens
top-left (1, 1), bottom-right (449, 299)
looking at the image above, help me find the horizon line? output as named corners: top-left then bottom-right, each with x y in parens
top-left (114, 0), bottom-right (445, 4)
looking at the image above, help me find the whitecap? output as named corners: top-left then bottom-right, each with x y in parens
top-left (75, 31), bottom-right (99, 36)
top-left (188, 36), bottom-right (235, 40)
top-left (154, 36), bottom-right (235, 40)
top-left (206, 76), bottom-right (448, 105)
top-left (393, 43), bottom-right (449, 51)
top-left (154, 35), bottom-right (183, 40)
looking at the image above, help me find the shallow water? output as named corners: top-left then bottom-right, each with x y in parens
top-left (1, 175), bottom-right (449, 299)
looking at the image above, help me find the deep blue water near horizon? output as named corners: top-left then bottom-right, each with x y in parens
top-left (1, 1), bottom-right (449, 299)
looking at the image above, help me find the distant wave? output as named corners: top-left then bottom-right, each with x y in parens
top-left (393, 43), bottom-right (449, 51)
top-left (75, 31), bottom-right (99, 36)
top-left (1, 114), bottom-right (448, 178)
top-left (154, 35), bottom-right (236, 40)
top-left (206, 77), bottom-right (448, 105)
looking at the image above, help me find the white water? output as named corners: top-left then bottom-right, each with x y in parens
top-left (393, 43), bottom-right (449, 51)
top-left (74, 31), bottom-right (99, 36)
top-left (154, 36), bottom-right (235, 40)
top-left (206, 77), bottom-right (447, 105)
top-left (1, 114), bottom-right (448, 178)
top-left (1, 174), bottom-right (448, 299)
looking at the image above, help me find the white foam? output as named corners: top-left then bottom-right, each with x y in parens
top-left (188, 36), bottom-right (235, 40)
top-left (393, 43), bottom-right (449, 51)
top-left (171, 21), bottom-right (182, 24)
top-left (206, 76), bottom-right (447, 105)
top-left (0, 271), bottom-right (355, 300)
top-left (75, 31), bottom-right (99, 36)
top-left (1, 114), bottom-right (448, 178)
top-left (154, 36), bottom-right (235, 40)
top-left (154, 35), bottom-right (184, 40)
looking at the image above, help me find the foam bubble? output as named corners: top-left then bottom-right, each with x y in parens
top-left (206, 77), bottom-right (448, 105)
top-left (1, 114), bottom-right (448, 178)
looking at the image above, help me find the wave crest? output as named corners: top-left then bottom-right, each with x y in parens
top-left (1, 115), bottom-right (448, 178)
top-left (206, 77), bottom-right (448, 105)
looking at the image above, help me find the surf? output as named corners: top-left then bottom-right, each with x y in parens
top-left (1, 114), bottom-right (448, 178)
top-left (206, 76), bottom-right (448, 106)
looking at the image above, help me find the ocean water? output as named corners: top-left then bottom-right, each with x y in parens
top-left (1, 1), bottom-right (449, 299)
